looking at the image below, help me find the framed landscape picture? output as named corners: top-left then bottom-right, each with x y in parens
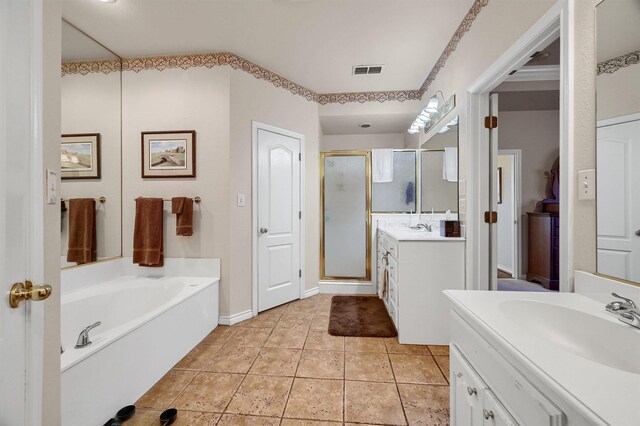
top-left (61, 133), bottom-right (101, 180)
top-left (141, 130), bottom-right (196, 178)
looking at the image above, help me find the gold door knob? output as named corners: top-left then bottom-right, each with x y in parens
top-left (9, 281), bottom-right (52, 308)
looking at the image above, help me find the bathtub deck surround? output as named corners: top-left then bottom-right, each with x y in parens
top-left (133, 294), bottom-right (450, 425)
top-left (61, 258), bottom-right (220, 425)
top-left (444, 290), bottom-right (640, 425)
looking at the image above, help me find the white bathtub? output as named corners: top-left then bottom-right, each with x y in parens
top-left (61, 258), bottom-right (219, 426)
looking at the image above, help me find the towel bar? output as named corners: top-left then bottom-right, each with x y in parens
top-left (61, 196), bottom-right (106, 203)
top-left (135, 196), bottom-right (202, 204)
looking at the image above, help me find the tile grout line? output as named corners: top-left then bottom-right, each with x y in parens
top-left (386, 343), bottom-right (410, 426)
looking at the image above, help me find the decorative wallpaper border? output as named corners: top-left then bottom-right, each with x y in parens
top-left (419, 0), bottom-right (489, 94)
top-left (61, 59), bottom-right (121, 76)
top-left (597, 49), bottom-right (640, 75)
top-left (61, 1), bottom-right (489, 104)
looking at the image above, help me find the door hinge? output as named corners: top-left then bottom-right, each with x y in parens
top-left (299, 153), bottom-right (302, 161)
top-left (484, 211), bottom-right (498, 224)
top-left (484, 115), bottom-right (498, 129)
top-left (299, 269), bottom-right (302, 278)
top-left (299, 211), bottom-right (302, 219)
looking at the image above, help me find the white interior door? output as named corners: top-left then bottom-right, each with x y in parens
top-left (597, 119), bottom-right (640, 282)
top-left (256, 126), bottom-right (302, 312)
top-left (488, 93), bottom-right (499, 290)
top-left (1, 0), bottom-right (46, 424)
top-left (497, 154), bottom-right (515, 277)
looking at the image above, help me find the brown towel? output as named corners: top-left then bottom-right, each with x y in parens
top-left (171, 197), bottom-right (193, 236)
top-left (67, 198), bottom-right (96, 265)
top-left (133, 197), bottom-right (164, 267)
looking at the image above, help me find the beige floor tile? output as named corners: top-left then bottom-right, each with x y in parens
top-left (173, 372), bottom-right (243, 412)
top-left (282, 420), bottom-right (342, 425)
top-left (126, 409), bottom-right (160, 426)
top-left (173, 344), bottom-right (222, 370)
top-left (136, 369), bottom-right (197, 409)
top-left (428, 345), bottom-right (450, 356)
top-left (284, 378), bottom-right (344, 422)
top-left (202, 345), bottom-right (260, 374)
top-left (345, 337), bottom-right (387, 353)
top-left (344, 380), bottom-right (406, 425)
top-left (249, 347), bottom-right (302, 376)
top-left (226, 375), bottom-right (293, 417)
top-left (264, 327), bottom-right (309, 349)
top-left (286, 298), bottom-right (318, 312)
top-left (296, 350), bottom-right (344, 379)
top-left (201, 326), bottom-right (237, 346)
top-left (304, 330), bottom-right (344, 351)
top-left (398, 383), bottom-right (450, 425)
top-left (277, 312), bottom-right (314, 329)
top-left (171, 411), bottom-right (221, 426)
top-left (225, 327), bottom-right (272, 347)
top-left (389, 354), bottom-right (447, 385)
top-left (217, 414), bottom-right (280, 425)
top-left (309, 314), bottom-right (330, 331)
top-left (345, 352), bottom-right (394, 382)
top-left (385, 338), bottom-right (431, 355)
top-left (234, 314), bottom-right (278, 329)
top-left (434, 355), bottom-right (450, 382)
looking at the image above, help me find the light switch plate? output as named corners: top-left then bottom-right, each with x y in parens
top-left (237, 193), bottom-right (246, 207)
top-left (46, 169), bottom-right (57, 204)
top-left (577, 169), bottom-right (596, 200)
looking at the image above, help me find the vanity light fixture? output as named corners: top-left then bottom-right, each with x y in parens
top-left (407, 91), bottom-right (456, 135)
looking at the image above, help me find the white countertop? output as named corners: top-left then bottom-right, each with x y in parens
top-left (444, 290), bottom-right (640, 425)
top-left (379, 226), bottom-right (465, 241)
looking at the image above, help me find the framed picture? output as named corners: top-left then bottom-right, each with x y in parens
top-left (141, 130), bottom-right (196, 178)
top-left (497, 166), bottom-right (503, 204)
top-left (61, 133), bottom-right (101, 180)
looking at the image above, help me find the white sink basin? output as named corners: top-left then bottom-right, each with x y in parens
top-left (499, 300), bottom-right (640, 374)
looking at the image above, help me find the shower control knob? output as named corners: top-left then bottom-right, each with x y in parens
top-left (259, 227), bottom-right (269, 234)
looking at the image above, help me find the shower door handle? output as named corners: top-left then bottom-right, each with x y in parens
top-left (259, 227), bottom-right (269, 235)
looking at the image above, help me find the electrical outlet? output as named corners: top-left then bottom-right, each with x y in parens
top-left (577, 169), bottom-right (596, 200)
top-left (237, 193), bottom-right (246, 207)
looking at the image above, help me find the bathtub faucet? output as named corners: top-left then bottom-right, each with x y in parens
top-left (75, 321), bottom-right (101, 349)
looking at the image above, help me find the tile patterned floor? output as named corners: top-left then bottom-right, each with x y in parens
top-left (133, 294), bottom-right (450, 425)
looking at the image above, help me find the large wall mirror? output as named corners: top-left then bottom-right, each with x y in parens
top-left (60, 21), bottom-right (122, 268)
top-left (596, 1), bottom-right (640, 284)
top-left (420, 116), bottom-right (459, 214)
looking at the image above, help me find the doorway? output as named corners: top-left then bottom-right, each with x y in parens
top-left (497, 150), bottom-right (521, 280)
top-left (252, 122), bottom-right (305, 314)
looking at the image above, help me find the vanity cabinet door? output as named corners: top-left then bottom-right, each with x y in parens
top-left (482, 390), bottom-right (519, 426)
top-left (451, 346), bottom-right (486, 426)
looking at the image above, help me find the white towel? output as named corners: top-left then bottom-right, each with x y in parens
top-left (443, 147), bottom-right (458, 182)
top-left (372, 149), bottom-right (394, 183)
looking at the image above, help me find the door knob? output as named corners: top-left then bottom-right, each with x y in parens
top-left (259, 227), bottom-right (269, 234)
top-left (483, 409), bottom-right (495, 420)
top-left (9, 280), bottom-right (52, 308)
top-left (635, 229), bottom-right (640, 237)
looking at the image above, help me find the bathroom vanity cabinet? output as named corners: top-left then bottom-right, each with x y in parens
top-left (377, 228), bottom-right (464, 345)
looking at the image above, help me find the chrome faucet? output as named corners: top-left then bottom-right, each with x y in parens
top-left (409, 223), bottom-right (433, 232)
top-left (606, 293), bottom-right (640, 330)
top-left (75, 321), bottom-right (101, 348)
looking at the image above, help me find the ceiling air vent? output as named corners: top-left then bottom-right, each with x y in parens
top-left (352, 65), bottom-right (384, 75)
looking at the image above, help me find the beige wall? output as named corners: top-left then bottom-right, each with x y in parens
top-left (229, 71), bottom-right (320, 315)
top-left (43, 1), bottom-right (61, 423)
top-left (499, 110), bottom-right (560, 275)
top-left (61, 72), bottom-right (122, 260)
top-left (320, 133), bottom-right (404, 151)
top-left (597, 64), bottom-right (640, 120)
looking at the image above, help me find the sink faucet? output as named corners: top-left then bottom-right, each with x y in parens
top-left (606, 293), bottom-right (640, 330)
top-left (75, 321), bottom-right (101, 348)
top-left (409, 223), bottom-right (433, 232)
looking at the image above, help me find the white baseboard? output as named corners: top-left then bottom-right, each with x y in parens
top-left (219, 309), bottom-right (253, 326)
top-left (497, 265), bottom-right (513, 275)
top-left (303, 287), bottom-right (320, 298)
top-left (318, 281), bottom-right (376, 295)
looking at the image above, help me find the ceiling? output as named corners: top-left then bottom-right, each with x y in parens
top-left (61, 0), bottom-right (475, 93)
top-left (596, 0), bottom-right (640, 62)
top-left (320, 112), bottom-right (417, 135)
top-left (62, 20), bottom-right (119, 61)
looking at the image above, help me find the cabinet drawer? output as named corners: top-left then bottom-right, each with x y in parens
top-left (451, 346), bottom-right (487, 426)
top-left (388, 276), bottom-right (398, 306)
top-left (387, 256), bottom-right (398, 282)
top-left (387, 299), bottom-right (398, 328)
top-left (483, 390), bottom-right (519, 426)
top-left (387, 239), bottom-right (399, 259)
top-left (451, 312), bottom-right (563, 426)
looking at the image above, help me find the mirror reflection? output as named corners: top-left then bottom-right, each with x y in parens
top-left (596, 1), bottom-right (640, 284)
top-left (420, 116), bottom-right (459, 214)
top-left (60, 21), bottom-right (122, 268)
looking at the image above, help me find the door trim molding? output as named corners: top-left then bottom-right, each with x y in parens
top-left (251, 121), bottom-right (305, 316)
top-left (466, 0), bottom-right (570, 292)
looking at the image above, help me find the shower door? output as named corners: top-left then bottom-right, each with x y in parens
top-left (321, 151), bottom-right (371, 281)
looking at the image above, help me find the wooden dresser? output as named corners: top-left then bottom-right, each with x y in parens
top-left (527, 212), bottom-right (559, 290)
